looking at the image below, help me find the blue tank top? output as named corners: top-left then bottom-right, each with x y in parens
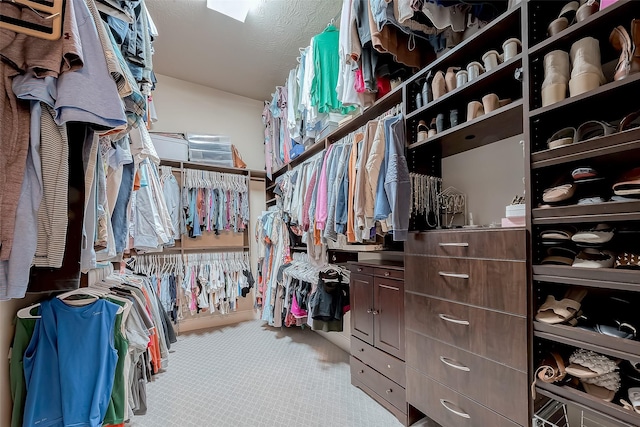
top-left (23, 298), bottom-right (119, 427)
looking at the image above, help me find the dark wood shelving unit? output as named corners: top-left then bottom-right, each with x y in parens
top-left (534, 322), bottom-right (640, 364)
top-left (531, 128), bottom-right (640, 169)
top-left (405, 54), bottom-right (523, 121)
top-left (403, 4), bottom-right (522, 90)
top-left (532, 200), bottom-right (640, 224)
top-left (533, 264), bottom-right (640, 290)
top-left (529, 73), bottom-right (640, 119)
top-left (266, 197), bottom-right (276, 205)
top-left (528, 0), bottom-right (638, 57)
top-left (536, 383), bottom-right (640, 427)
top-left (408, 100), bottom-right (523, 156)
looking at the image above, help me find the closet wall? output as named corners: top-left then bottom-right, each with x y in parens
top-left (441, 134), bottom-right (526, 226)
top-left (151, 74), bottom-right (265, 170)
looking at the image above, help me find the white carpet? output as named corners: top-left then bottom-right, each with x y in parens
top-left (129, 319), bottom-right (403, 427)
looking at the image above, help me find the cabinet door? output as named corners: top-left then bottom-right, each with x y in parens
top-left (350, 273), bottom-right (374, 345)
top-left (374, 277), bottom-right (405, 360)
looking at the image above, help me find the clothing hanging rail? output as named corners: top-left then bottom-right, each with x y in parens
top-left (0, 0), bottom-right (64, 40)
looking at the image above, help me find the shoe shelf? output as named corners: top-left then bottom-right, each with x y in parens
top-left (528, 0), bottom-right (640, 57)
top-left (531, 200), bottom-right (640, 225)
top-left (403, 4), bottom-right (522, 93)
top-left (535, 322), bottom-right (640, 365)
top-left (405, 54), bottom-right (523, 122)
top-left (536, 383), bottom-right (640, 427)
top-left (407, 99), bottom-right (523, 157)
top-left (529, 72), bottom-right (640, 120)
top-left (531, 128), bottom-right (640, 170)
top-left (533, 265), bottom-right (640, 292)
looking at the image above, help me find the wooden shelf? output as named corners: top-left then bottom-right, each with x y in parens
top-left (266, 197), bottom-right (276, 204)
top-left (532, 200), bottom-right (640, 224)
top-left (535, 383), bottom-right (640, 427)
top-left (529, 0), bottom-right (637, 57)
top-left (530, 73), bottom-right (640, 119)
top-left (266, 182), bottom-right (277, 191)
top-left (288, 138), bottom-right (326, 169)
top-left (406, 54), bottom-right (523, 121)
top-left (533, 264), bottom-right (640, 291)
top-left (404, 4), bottom-right (522, 88)
top-left (534, 322), bottom-right (640, 364)
top-left (532, 128), bottom-right (640, 169)
top-left (408, 100), bottom-right (523, 156)
top-left (182, 246), bottom-right (249, 252)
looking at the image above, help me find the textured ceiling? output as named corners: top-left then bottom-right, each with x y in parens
top-left (147, 0), bottom-right (342, 101)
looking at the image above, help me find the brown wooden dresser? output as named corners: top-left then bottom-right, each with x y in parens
top-left (349, 260), bottom-right (406, 424)
top-left (404, 229), bottom-right (528, 426)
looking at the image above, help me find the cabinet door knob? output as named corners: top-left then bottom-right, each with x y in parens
top-left (387, 364), bottom-right (391, 369)
top-left (372, 310), bottom-right (379, 315)
top-left (359, 370), bottom-right (364, 374)
top-left (366, 309), bottom-right (373, 314)
top-left (440, 399), bottom-right (470, 419)
top-left (438, 313), bottom-right (470, 326)
top-left (357, 268), bottom-right (363, 272)
top-left (359, 348), bottom-right (365, 352)
top-left (439, 356), bottom-right (470, 372)
top-left (386, 389), bottom-right (392, 394)
top-left (384, 272), bottom-right (390, 277)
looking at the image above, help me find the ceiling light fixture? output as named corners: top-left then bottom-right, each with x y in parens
top-left (206, 0), bottom-right (260, 23)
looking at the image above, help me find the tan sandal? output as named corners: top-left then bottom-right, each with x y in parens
top-left (532, 352), bottom-right (567, 398)
top-left (536, 288), bottom-right (587, 324)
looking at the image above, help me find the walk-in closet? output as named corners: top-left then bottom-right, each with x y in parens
top-left (1, 1), bottom-right (639, 426)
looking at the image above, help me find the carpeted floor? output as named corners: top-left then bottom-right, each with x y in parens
top-left (129, 319), bottom-right (403, 427)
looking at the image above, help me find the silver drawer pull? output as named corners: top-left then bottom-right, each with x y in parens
top-left (366, 309), bottom-right (373, 314)
top-left (357, 268), bottom-right (363, 272)
top-left (384, 272), bottom-right (390, 277)
top-left (359, 369), bottom-right (364, 374)
top-left (440, 399), bottom-right (470, 419)
top-left (386, 389), bottom-right (392, 394)
top-left (438, 313), bottom-right (470, 326)
top-left (439, 356), bottom-right (470, 372)
top-left (438, 272), bottom-right (469, 279)
top-left (439, 242), bottom-right (469, 247)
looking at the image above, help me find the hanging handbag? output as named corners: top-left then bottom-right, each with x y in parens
top-left (232, 145), bottom-right (247, 169)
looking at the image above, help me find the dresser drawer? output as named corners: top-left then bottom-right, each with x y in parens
top-left (406, 331), bottom-right (528, 426)
top-left (351, 336), bottom-right (406, 387)
top-left (407, 367), bottom-right (520, 427)
top-left (406, 229), bottom-right (526, 260)
top-left (405, 293), bottom-right (527, 371)
top-left (351, 357), bottom-right (406, 412)
top-left (405, 256), bottom-right (526, 315)
top-left (373, 267), bottom-right (404, 281)
top-left (350, 264), bottom-right (373, 275)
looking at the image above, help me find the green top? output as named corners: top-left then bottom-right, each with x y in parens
top-left (311, 25), bottom-right (356, 115)
top-left (102, 298), bottom-right (130, 426)
top-left (10, 316), bottom-right (37, 427)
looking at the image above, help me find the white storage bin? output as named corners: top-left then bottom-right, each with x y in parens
top-left (505, 204), bottom-right (526, 218)
top-left (150, 133), bottom-right (188, 161)
top-left (188, 148), bottom-right (234, 167)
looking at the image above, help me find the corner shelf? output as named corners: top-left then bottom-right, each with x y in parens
top-left (531, 200), bottom-right (640, 224)
top-left (531, 128), bottom-right (640, 169)
top-left (535, 382), bottom-right (640, 427)
top-left (529, 0), bottom-right (637, 56)
top-left (408, 100), bottom-right (523, 156)
top-left (405, 54), bottom-right (523, 121)
top-left (533, 264), bottom-right (640, 292)
top-left (534, 322), bottom-right (640, 364)
top-left (529, 73), bottom-right (640, 119)
top-left (266, 197), bottom-right (276, 204)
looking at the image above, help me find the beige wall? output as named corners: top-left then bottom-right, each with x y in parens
top-left (151, 74), bottom-right (265, 171)
top-left (442, 134), bottom-right (526, 227)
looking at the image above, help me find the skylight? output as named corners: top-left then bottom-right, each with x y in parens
top-left (206, 0), bottom-right (260, 23)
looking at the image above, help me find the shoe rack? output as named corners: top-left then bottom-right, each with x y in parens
top-left (526, 1), bottom-right (640, 426)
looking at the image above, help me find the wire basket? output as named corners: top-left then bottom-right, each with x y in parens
top-left (533, 399), bottom-right (569, 427)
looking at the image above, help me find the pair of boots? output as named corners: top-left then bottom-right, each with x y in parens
top-left (541, 37), bottom-right (606, 107)
top-left (611, 20), bottom-right (640, 81)
top-left (416, 110), bottom-right (460, 142)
